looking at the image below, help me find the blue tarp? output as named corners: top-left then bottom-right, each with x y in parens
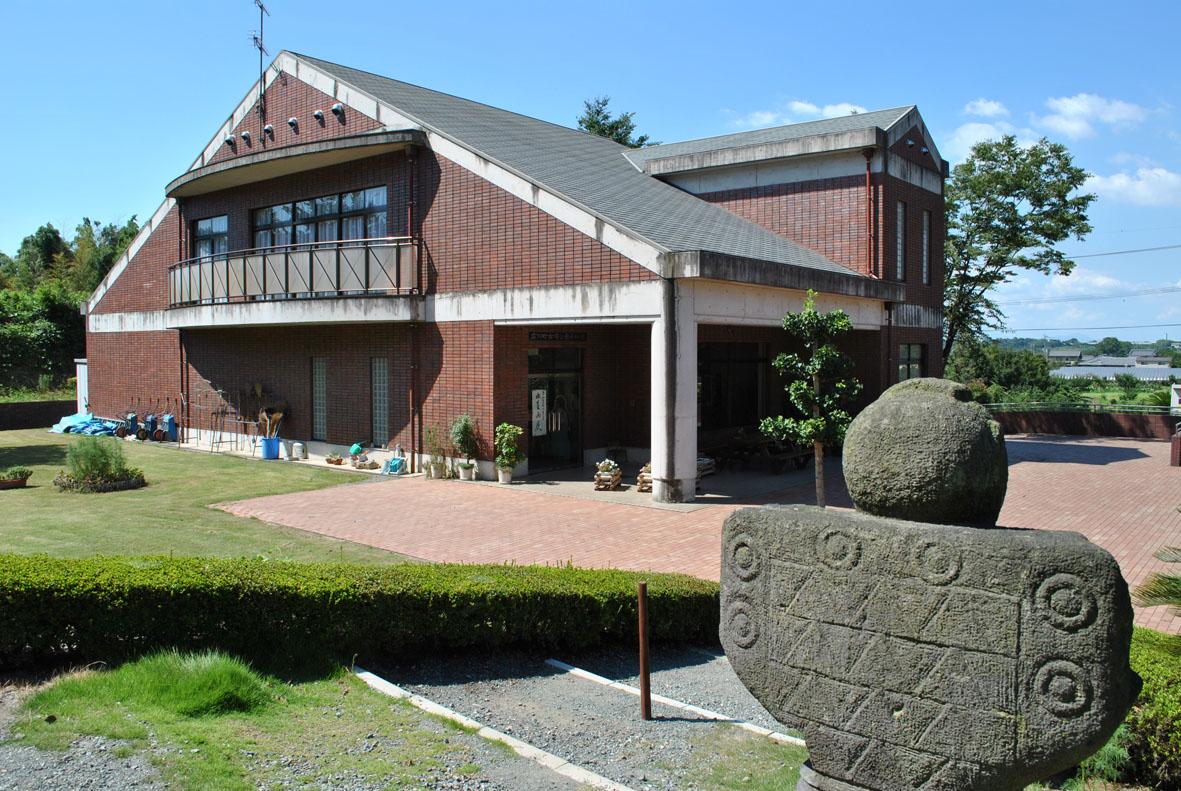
top-left (48, 412), bottom-right (117, 436)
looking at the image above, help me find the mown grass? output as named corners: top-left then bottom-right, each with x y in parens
top-left (0, 429), bottom-right (411, 564)
top-left (0, 387), bottom-right (75, 403)
top-left (691, 724), bottom-right (807, 790)
top-left (10, 651), bottom-right (489, 790)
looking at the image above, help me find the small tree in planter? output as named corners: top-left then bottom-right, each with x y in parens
top-left (760, 290), bottom-right (861, 508)
top-left (54, 437), bottom-right (146, 493)
top-left (423, 425), bottom-right (447, 479)
top-left (493, 422), bottom-right (526, 484)
top-left (450, 413), bottom-right (479, 481)
top-left (0, 466), bottom-right (33, 490)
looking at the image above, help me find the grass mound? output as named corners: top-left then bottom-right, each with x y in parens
top-left (30, 650), bottom-right (272, 723)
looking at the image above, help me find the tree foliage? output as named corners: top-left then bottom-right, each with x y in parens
top-left (577, 96), bottom-right (654, 148)
top-left (943, 136), bottom-right (1094, 357)
top-left (760, 290), bottom-right (861, 507)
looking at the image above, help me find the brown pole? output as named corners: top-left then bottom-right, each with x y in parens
top-left (638, 581), bottom-right (652, 720)
top-left (863, 148), bottom-right (875, 277)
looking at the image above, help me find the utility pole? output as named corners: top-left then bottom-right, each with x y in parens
top-left (251, 0), bottom-right (270, 123)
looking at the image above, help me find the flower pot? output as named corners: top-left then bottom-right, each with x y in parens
top-left (260, 437), bottom-right (281, 460)
top-left (497, 467), bottom-right (513, 484)
top-left (0, 477), bottom-right (30, 490)
top-left (430, 462), bottom-right (445, 479)
top-left (458, 465), bottom-right (476, 481)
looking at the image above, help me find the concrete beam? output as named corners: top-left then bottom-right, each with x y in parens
top-left (669, 251), bottom-right (906, 303)
top-left (637, 128), bottom-right (885, 177)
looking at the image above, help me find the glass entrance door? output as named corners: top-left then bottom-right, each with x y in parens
top-left (527, 373), bottom-right (582, 472)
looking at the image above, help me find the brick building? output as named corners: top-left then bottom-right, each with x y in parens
top-left (83, 52), bottom-right (946, 502)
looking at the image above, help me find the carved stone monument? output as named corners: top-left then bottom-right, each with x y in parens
top-left (720, 379), bottom-right (1140, 791)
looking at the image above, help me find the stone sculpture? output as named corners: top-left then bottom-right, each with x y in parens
top-left (721, 377), bottom-right (1140, 791)
top-left (842, 378), bottom-right (1007, 526)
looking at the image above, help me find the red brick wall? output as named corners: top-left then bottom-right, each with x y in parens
top-left (697, 175), bottom-right (875, 276)
top-left (86, 330), bottom-right (181, 419)
top-left (994, 410), bottom-right (1179, 441)
top-left (884, 176), bottom-right (944, 309)
top-left (208, 71), bottom-right (382, 166)
top-left (91, 206), bottom-right (182, 314)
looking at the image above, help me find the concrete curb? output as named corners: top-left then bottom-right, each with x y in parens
top-left (354, 666), bottom-right (636, 791)
top-left (544, 658), bottom-right (807, 748)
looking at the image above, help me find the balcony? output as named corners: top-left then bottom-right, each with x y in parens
top-left (168, 237), bottom-right (419, 309)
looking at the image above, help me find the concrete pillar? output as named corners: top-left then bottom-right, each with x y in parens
top-left (650, 280), bottom-right (697, 502)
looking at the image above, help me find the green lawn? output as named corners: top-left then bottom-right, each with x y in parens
top-left (0, 386), bottom-right (75, 403)
top-left (0, 428), bottom-right (412, 564)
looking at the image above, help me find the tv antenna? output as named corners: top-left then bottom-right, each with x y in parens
top-left (251, 0), bottom-right (270, 122)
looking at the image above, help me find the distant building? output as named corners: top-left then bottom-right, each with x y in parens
top-left (1130, 348), bottom-right (1156, 357)
top-left (1137, 356), bottom-right (1172, 367)
top-left (1047, 347), bottom-right (1082, 365)
top-left (1053, 366), bottom-right (1181, 382)
top-left (1078, 355), bottom-right (1136, 367)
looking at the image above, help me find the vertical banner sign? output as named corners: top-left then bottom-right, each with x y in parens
top-left (531, 389), bottom-right (547, 436)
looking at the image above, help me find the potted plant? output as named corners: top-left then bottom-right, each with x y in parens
top-left (450, 413), bottom-right (478, 481)
top-left (424, 425), bottom-right (447, 479)
top-left (594, 458), bottom-right (622, 491)
top-left (493, 422), bottom-right (525, 484)
top-left (0, 466), bottom-right (33, 490)
top-left (636, 462), bottom-right (653, 493)
top-left (325, 452), bottom-right (344, 466)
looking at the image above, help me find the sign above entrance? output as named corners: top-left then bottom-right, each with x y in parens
top-left (528, 331), bottom-right (587, 343)
top-left (531, 388), bottom-right (547, 436)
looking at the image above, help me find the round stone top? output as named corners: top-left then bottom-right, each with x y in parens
top-left (842, 377), bottom-right (1008, 526)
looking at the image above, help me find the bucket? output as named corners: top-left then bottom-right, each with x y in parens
top-left (260, 437), bottom-right (281, 460)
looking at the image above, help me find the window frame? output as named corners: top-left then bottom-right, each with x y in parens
top-left (251, 186), bottom-right (388, 250)
top-left (895, 201), bottom-right (907, 281)
top-left (191, 214), bottom-right (228, 259)
top-left (898, 343), bottom-right (925, 382)
top-left (311, 357), bottom-right (328, 441)
top-left (922, 209), bottom-right (931, 285)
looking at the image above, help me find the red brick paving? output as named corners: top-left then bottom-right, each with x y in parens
top-left (220, 434), bottom-right (1180, 634)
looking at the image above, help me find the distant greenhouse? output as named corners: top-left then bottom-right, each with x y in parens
top-left (1052, 366), bottom-right (1181, 382)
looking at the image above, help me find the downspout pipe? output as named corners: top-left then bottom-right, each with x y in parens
top-left (862, 148), bottom-right (875, 278)
top-left (662, 274), bottom-right (678, 501)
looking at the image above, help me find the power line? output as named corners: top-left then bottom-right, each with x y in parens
top-left (1064, 243), bottom-right (1181, 259)
top-left (998, 284), bottom-right (1181, 306)
top-left (1002, 322), bottom-right (1181, 332)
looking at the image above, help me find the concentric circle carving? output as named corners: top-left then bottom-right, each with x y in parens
top-left (1036, 573), bottom-right (1098, 632)
top-left (1034, 659), bottom-right (1092, 717)
top-left (912, 541), bottom-right (962, 586)
top-left (726, 601), bottom-right (760, 649)
top-left (816, 529), bottom-right (862, 571)
top-left (727, 533), bottom-right (762, 582)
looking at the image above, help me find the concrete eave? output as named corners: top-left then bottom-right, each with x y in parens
top-left (668, 250), bottom-right (906, 303)
top-left (165, 130), bottom-right (427, 198)
top-left (638, 128), bottom-right (887, 177)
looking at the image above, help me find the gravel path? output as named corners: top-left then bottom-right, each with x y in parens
top-left (0, 684), bottom-right (163, 791)
top-left (381, 648), bottom-right (795, 791)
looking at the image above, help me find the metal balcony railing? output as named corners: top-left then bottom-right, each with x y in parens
top-left (167, 237), bottom-right (419, 308)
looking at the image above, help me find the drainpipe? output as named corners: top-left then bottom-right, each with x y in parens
top-left (862, 148), bottom-right (875, 278)
top-left (885, 302), bottom-right (895, 388)
top-left (662, 275), bottom-right (678, 501)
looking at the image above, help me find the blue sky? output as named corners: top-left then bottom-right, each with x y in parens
top-left (1, 0), bottom-right (1177, 342)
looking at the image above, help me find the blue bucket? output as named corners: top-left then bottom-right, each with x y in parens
top-left (260, 437), bottom-right (281, 460)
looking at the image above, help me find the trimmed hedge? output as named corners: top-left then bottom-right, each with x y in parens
top-left (1126, 627), bottom-right (1181, 788)
top-left (0, 555), bottom-right (720, 670)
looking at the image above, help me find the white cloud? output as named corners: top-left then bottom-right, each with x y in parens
top-left (730, 100), bottom-right (868, 129)
top-left (1032, 93), bottom-right (1148, 139)
top-left (943, 121), bottom-right (1037, 163)
top-left (1085, 167), bottom-right (1181, 207)
top-left (964, 98), bottom-right (1009, 118)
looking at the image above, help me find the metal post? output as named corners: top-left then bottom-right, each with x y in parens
top-left (638, 581), bottom-right (652, 721)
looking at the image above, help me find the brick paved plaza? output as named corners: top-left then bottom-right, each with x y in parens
top-left (221, 434), bottom-right (1181, 633)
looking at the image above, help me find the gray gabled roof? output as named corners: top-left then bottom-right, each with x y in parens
top-left (624, 107), bottom-right (914, 167)
top-left (293, 53), bottom-right (863, 278)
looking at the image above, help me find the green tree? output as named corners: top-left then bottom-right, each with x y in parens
top-left (1135, 547), bottom-right (1181, 620)
top-left (577, 96), bottom-right (654, 148)
top-left (943, 136), bottom-right (1094, 358)
top-left (760, 290), bottom-right (861, 508)
top-left (68, 216), bottom-right (139, 292)
top-left (1114, 373), bottom-right (1140, 401)
top-left (13, 224), bottom-right (71, 290)
top-left (1094, 336), bottom-right (1132, 356)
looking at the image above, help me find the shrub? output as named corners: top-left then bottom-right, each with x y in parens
top-left (450, 413), bottom-right (478, 462)
top-left (1124, 627), bottom-right (1181, 787)
top-left (1, 466), bottom-right (32, 481)
top-left (56, 436), bottom-right (144, 492)
top-left (0, 555), bottom-right (720, 671)
top-left (494, 422), bottom-right (525, 470)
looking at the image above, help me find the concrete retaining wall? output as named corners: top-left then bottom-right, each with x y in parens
top-left (0, 400), bottom-right (76, 431)
top-left (994, 410), bottom-right (1180, 441)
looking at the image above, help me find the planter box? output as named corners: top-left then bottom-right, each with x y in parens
top-left (0, 478), bottom-right (30, 490)
top-left (636, 471), bottom-right (652, 493)
top-left (594, 469), bottom-right (622, 491)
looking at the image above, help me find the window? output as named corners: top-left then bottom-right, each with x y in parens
top-left (251, 186), bottom-right (387, 249)
top-left (192, 215), bottom-right (228, 258)
top-left (898, 344), bottom-right (924, 382)
top-left (697, 342), bottom-right (766, 430)
top-left (371, 357), bottom-right (389, 447)
top-left (311, 357), bottom-right (327, 441)
top-left (922, 210), bottom-right (931, 285)
top-left (895, 201), bottom-right (906, 280)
